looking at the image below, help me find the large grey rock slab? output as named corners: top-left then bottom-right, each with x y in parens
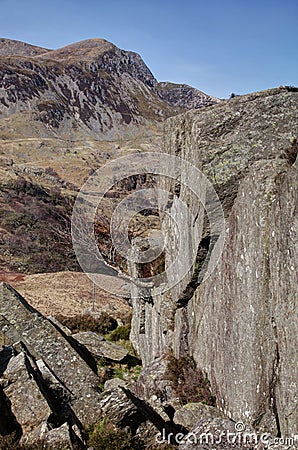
top-left (43, 422), bottom-right (83, 450)
top-left (99, 385), bottom-right (186, 447)
top-left (72, 330), bottom-right (128, 361)
top-left (129, 88), bottom-right (298, 436)
top-left (178, 418), bottom-right (298, 450)
top-left (133, 357), bottom-right (174, 404)
top-left (0, 283), bottom-right (102, 426)
top-left (99, 386), bottom-right (145, 430)
top-left (1, 352), bottom-right (51, 443)
top-left (174, 403), bottom-right (226, 431)
top-left (189, 160), bottom-right (298, 435)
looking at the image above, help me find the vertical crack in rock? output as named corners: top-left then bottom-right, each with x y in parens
top-left (121, 386), bottom-right (188, 442)
top-left (271, 322), bottom-right (281, 438)
top-left (177, 235), bottom-right (220, 308)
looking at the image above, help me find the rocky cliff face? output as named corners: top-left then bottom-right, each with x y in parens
top-left (0, 38), bottom-right (218, 140)
top-left (130, 87), bottom-right (298, 437)
top-left (156, 81), bottom-right (220, 109)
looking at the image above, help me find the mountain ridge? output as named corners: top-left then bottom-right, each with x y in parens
top-left (0, 37), bottom-right (219, 140)
top-left (0, 37), bottom-right (50, 57)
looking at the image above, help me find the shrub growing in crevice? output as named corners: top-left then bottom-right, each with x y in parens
top-left (0, 433), bottom-right (52, 450)
top-left (165, 354), bottom-right (216, 406)
top-left (55, 313), bottom-right (117, 335)
top-left (107, 324), bottom-right (131, 342)
top-left (86, 418), bottom-right (134, 450)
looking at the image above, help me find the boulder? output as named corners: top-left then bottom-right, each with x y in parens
top-left (104, 377), bottom-right (127, 391)
top-left (174, 403), bottom-right (226, 431)
top-left (133, 356), bottom-right (174, 404)
top-left (0, 283), bottom-right (102, 427)
top-left (99, 386), bottom-right (145, 431)
top-left (1, 352), bottom-right (51, 443)
top-left (43, 422), bottom-right (84, 450)
top-left (72, 330), bottom-right (128, 362)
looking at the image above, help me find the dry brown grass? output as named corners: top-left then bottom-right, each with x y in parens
top-left (8, 271), bottom-right (131, 321)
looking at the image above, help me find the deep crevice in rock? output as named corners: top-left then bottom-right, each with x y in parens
top-left (177, 234), bottom-right (219, 308)
top-left (121, 386), bottom-right (188, 442)
top-left (0, 388), bottom-right (22, 438)
top-left (270, 319), bottom-right (282, 438)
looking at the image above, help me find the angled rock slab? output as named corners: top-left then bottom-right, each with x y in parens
top-left (48, 316), bottom-right (72, 335)
top-left (99, 386), bottom-right (145, 430)
top-left (1, 352), bottom-right (51, 441)
top-left (99, 385), bottom-right (185, 447)
top-left (133, 357), bottom-right (174, 403)
top-left (72, 330), bottom-right (128, 361)
top-left (43, 422), bottom-right (84, 450)
top-left (0, 283), bottom-right (102, 426)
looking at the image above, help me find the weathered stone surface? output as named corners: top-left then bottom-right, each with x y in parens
top-left (188, 159), bottom-right (297, 435)
top-left (104, 377), bottom-right (128, 391)
top-left (133, 357), bottom-right (174, 405)
top-left (72, 330), bottom-right (128, 361)
top-left (1, 352), bottom-right (51, 441)
top-left (0, 283), bottom-right (102, 426)
top-left (99, 385), bottom-right (186, 447)
top-left (267, 161), bottom-right (298, 435)
top-left (130, 88), bottom-right (298, 437)
top-left (99, 386), bottom-right (146, 431)
top-left (43, 422), bottom-right (80, 450)
top-left (174, 403), bottom-right (226, 431)
top-left (178, 418), bottom-right (256, 450)
top-left (48, 316), bottom-right (72, 335)
top-left (178, 418), bottom-right (298, 450)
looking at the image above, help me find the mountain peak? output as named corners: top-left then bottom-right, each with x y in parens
top-left (0, 37), bottom-right (219, 140)
top-left (37, 38), bottom-right (117, 62)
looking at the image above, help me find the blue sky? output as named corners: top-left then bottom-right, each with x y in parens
top-left (1, 0), bottom-right (297, 98)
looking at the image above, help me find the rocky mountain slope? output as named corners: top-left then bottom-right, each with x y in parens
top-left (0, 37), bottom-right (218, 276)
top-left (156, 82), bottom-right (219, 109)
top-left (0, 38), bottom-right (49, 57)
top-left (0, 38), bottom-right (219, 141)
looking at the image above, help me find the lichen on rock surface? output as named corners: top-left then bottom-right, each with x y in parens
top-left (130, 87), bottom-right (298, 437)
